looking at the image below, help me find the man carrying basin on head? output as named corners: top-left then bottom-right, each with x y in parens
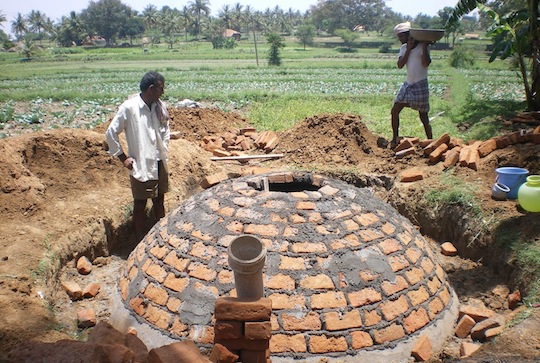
top-left (105, 71), bottom-right (170, 242)
top-left (391, 21), bottom-right (433, 148)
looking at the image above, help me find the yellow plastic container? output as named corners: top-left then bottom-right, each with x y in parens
top-left (518, 175), bottom-right (540, 212)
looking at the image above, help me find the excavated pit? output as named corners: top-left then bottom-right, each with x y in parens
top-left (112, 171), bottom-right (459, 362)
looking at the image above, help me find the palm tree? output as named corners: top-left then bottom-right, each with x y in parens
top-left (11, 13), bottom-right (27, 40)
top-left (232, 3), bottom-right (244, 31)
top-left (28, 10), bottom-right (48, 44)
top-left (0, 11), bottom-right (7, 27)
top-left (188, 0), bottom-right (210, 41)
top-left (218, 5), bottom-right (233, 29)
top-left (181, 6), bottom-right (192, 41)
top-left (142, 5), bottom-right (159, 30)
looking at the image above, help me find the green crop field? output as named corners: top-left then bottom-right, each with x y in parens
top-left (0, 35), bottom-right (526, 141)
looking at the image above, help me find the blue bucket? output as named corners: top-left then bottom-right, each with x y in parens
top-left (495, 167), bottom-right (529, 199)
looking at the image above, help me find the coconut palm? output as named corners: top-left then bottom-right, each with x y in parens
top-left (0, 11), bottom-right (7, 27)
top-left (28, 10), bottom-right (49, 44)
top-left (189, 0), bottom-right (210, 41)
top-left (11, 13), bottom-right (27, 40)
top-left (218, 5), bottom-right (233, 29)
top-left (142, 5), bottom-right (159, 30)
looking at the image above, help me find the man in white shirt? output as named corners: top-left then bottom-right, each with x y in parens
top-left (391, 22), bottom-right (433, 148)
top-left (106, 71), bottom-right (170, 242)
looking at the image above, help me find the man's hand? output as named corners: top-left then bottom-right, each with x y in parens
top-left (122, 157), bottom-right (134, 170)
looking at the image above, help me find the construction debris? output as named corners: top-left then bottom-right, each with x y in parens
top-left (201, 128), bottom-right (280, 158)
top-left (393, 126), bottom-right (540, 171)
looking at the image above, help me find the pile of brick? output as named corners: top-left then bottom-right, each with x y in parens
top-left (213, 297), bottom-right (272, 363)
top-left (200, 128), bottom-right (280, 158)
top-left (394, 125), bottom-right (540, 170)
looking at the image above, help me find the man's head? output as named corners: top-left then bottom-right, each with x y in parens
top-left (394, 22), bottom-right (411, 44)
top-left (140, 71), bottom-right (165, 103)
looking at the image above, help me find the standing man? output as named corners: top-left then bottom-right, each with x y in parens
top-left (106, 71), bottom-right (170, 242)
top-left (391, 22), bottom-right (433, 148)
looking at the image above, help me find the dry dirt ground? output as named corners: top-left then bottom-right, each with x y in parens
top-left (0, 105), bottom-right (539, 362)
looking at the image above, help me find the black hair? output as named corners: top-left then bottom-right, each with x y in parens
top-left (139, 71), bottom-right (165, 92)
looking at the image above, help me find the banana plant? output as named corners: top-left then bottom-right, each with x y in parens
top-left (447, 0), bottom-right (540, 111)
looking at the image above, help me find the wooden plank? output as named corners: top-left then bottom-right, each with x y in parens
top-left (210, 154), bottom-right (284, 161)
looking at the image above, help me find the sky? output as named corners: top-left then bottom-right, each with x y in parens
top-left (1, 0), bottom-right (460, 30)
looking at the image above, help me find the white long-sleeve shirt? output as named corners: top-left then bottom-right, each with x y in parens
top-left (105, 95), bottom-right (170, 182)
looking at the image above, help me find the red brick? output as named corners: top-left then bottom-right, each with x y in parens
top-left (381, 276), bottom-right (408, 296)
top-left (163, 252), bottom-right (190, 272)
top-left (82, 282), bottom-right (100, 298)
top-left (408, 286), bottom-right (430, 306)
top-left (443, 147), bottom-right (461, 168)
top-left (266, 274), bottom-right (295, 290)
top-left (163, 273), bottom-right (189, 292)
top-left (310, 291), bottom-right (347, 309)
top-left (459, 305), bottom-right (495, 322)
top-left (216, 337), bottom-right (269, 351)
top-left (401, 170), bottom-right (424, 182)
top-left (245, 321), bottom-right (272, 340)
top-left (268, 293), bottom-right (306, 310)
top-left (291, 242), bottom-right (327, 253)
top-left (215, 298), bottom-right (273, 321)
top-left (428, 298), bottom-right (444, 319)
top-left (144, 283), bottom-right (168, 306)
top-left (309, 335), bottom-right (348, 353)
top-left (478, 139), bottom-right (497, 157)
top-left (300, 274), bottom-right (335, 290)
top-left (243, 224), bottom-right (279, 237)
top-left (240, 349), bottom-right (267, 363)
top-left (209, 344), bottom-right (238, 363)
top-left (394, 138), bottom-right (415, 152)
top-left (373, 323), bottom-right (405, 344)
top-left (429, 143), bottom-right (449, 163)
top-left (77, 309), bottom-right (97, 328)
top-left (404, 308), bottom-right (429, 333)
top-left (144, 305), bottom-right (171, 330)
top-left (270, 334), bottom-right (307, 353)
top-left (455, 314), bottom-right (476, 338)
top-left (129, 297), bottom-right (146, 317)
top-left (441, 242), bottom-right (458, 256)
top-left (296, 201), bottom-right (316, 210)
top-left (412, 335), bottom-right (432, 362)
top-left (279, 256), bottom-right (306, 270)
top-left (380, 295), bottom-right (409, 321)
top-left (282, 312), bottom-right (321, 331)
top-left (188, 263), bottom-right (217, 281)
top-left (364, 309), bottom-right (382, 326)
top-left (348, 288), bottom-right (382, 307)
top-left (214, 321), bottom-right (244, 340)
top-left (460, 342), bottom-right (481, 358)
top-left (354, 213), bottom-right (380, 226)
top-left (378, 238), bottom-right (402, 255)
top-left (324, 310), bottom-right (362, 330)
top-left (76, 256), bottom-right (92, 275)
top-left (423, 133), bottom-right (450, 155)
top-left (145, 263), bottom-right (167, 283)
top-left (351, 330), bottom-right (374, 349)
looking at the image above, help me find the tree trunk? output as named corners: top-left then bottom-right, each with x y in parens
top-left (530, 0), bottom-right (540, 110)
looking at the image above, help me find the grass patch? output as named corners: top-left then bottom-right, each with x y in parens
top-left (424, 172), bottom-right (483, 216)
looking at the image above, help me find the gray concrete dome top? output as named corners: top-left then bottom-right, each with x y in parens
top-left (118, 171), bottom-right (458, 362)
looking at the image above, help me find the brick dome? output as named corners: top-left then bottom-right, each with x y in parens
top-left (118, 171), bottom-right (458, 361)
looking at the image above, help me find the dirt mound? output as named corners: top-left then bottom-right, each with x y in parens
top-left (276, 113), bottom-right (389, 165)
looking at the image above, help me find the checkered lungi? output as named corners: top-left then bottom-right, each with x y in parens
top-left (394, 78), bottom-right (430, 113)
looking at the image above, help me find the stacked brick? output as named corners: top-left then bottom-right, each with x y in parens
top-left (214, 298), bottom-right (272, 363)
top-left (201, 128), bottom-right (279, 157)
top-left (118, 171), bottom-right (458, 361)
top-left (394, 125), bottom-right (540, 170)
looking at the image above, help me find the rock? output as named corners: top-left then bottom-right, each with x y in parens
top-left (441, 242), bottom-right (458, 256)
top-left (77, 256), bottom-right (93, 275)
top-left (61, 280), bottom-right (83, 301)
top-left (77, 308), bottom-right (97, 328)
top-left (148, 340), bottom-right (210, 363)
top-left (508, 290), bottom-right (522, 310)
top-left (460, 341), bottom-right (482, 358)
top-left (83, 282), bottom-right (101, 298)
top-left (209, 343), bottom-right (239, 363)
top-left (455, 314), bottom-right (476, 338)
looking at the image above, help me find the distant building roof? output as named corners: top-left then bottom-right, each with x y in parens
top-left (223, 29), bottom-right (241, 38)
